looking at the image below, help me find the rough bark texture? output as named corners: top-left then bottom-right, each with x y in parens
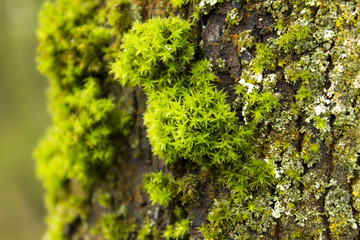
top-left (35, 0), bottom-right (360, 239)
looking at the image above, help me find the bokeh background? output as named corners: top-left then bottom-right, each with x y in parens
top-left (0, 0), bottom-right (48, 239)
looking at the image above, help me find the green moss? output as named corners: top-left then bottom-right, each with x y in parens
top-left (143, 171), bottom-right (177, 207)
top-left (37, 0), bottom-right (111, 86)
top-left (100, 0), bottom-right (140, 37)
top-left (199, 199), bottom-right (233, 239)
top-left (295, 85), bottom-right (313, 104)
top-left (35, 0), bottom-right (135, 238)
top-left (96, 189), bottom-right (113, 208)
top-left (199, 193), bottom-right (275, 239)
top-left (220, 158), bottom-right (275, 201)
top-left (175, 175), bottom-right (198, 205)
top-left (138, 218), bottom-right (162, 240)
top-left (143, 171), bottom-right (198, 208)
top-left (112, 15), bottom-right (276, 239)
top-left (111, 16), bottom-right (194, 90)
top-left (91, 206), bottom-right (137, 240)
top-left (138, 221), bottom-right (153, 240)
top-left (144, 69), bottom-right (253, 166)
top-left (171, 0), bottom-right (189, 8)
top-left (163, 219), bottom-right (191, 240)
top-left (275, 19), bottom-right (313, 53)
top-left (252, 43), bottom-right (276, 74)
top-left (236, 76), bottom-right (279, 124)
top-left (35, 76), bottom-right (130, 193)
top-left (41, 193), bottom-right (89, 240)
top-left (112, 16), bottom-right (255, 167)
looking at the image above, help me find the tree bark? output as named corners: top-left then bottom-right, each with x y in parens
top-left (36, 0), bottom-right (360, 239)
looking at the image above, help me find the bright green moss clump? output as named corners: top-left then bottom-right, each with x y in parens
top-left (144, 61), bottom-right (253, 166)
top-left (112, 17), bottom-right (253, 166)
top-left (112, 16), bottom-right (195, 90)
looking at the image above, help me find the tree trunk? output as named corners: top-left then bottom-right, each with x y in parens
top-left (35, 0), bottom-right (360, 239)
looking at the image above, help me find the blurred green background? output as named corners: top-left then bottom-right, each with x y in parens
top-left (0, 0), bottom-right (48, 239)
